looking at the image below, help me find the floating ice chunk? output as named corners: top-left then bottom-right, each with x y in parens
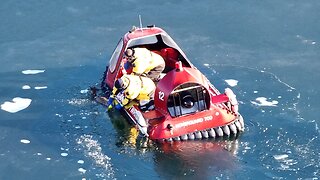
top-left (61, 152), bottom-right (68, 157)
top-left (296, 35), bottom-right (317, 45)
top-left (78, 168), bottom-right (86, 173)
top-left (22, 70), bottom-right (45, 75)
top-left (34, 86), bottom-right (47, 90)
top-left (251, 97), bottom-right (278, 107)
top-left (1, 97), bottom-right (32, 113)
top-left (203, 63), bottom-right (209, 67)
top-left (60, 147), bottom-right (68, 151)
top-left (80, 89), bottom-right (88, 94)
top-left (225, 79), bottom-right (238, 87)
top-left (253, 91), bottom-right (258, 94)
top-left (22, 85), bottom-right (31, 89)
top-left (78, 160), bottom-right (84, 164)
top-left (20, 139), bottom-right (31, 144)
top-left (46, 157), bottom-right (51, 160)
top-left (274, 154), bottom-right (288, 160)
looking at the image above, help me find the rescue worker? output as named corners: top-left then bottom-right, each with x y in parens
top-left (124, 47), bottom-right (165, 81)
top-left (107, 74), bottom-right (155, 111)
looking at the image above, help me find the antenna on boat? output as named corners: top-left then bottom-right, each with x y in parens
top-left (139, 15), bottom-right (143, 31)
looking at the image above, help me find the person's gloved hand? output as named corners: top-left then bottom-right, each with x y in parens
top-left (107, 97), bottom-right (114, 110)
top-left (115, 103), bottom-right (123, 110)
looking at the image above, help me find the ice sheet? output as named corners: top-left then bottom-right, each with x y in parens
top-left (1, 97), bottom-right (32, 113)
top-left (22, 69), bottom-right (45, 74)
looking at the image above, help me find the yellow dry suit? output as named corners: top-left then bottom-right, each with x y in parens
top-left (110, 74), bottom-right (155, 108)
top-left (128, 48), bottom-right (165, 80)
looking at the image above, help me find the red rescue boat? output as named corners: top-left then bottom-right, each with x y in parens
top-left (97, 25), bottom-right (244, 142)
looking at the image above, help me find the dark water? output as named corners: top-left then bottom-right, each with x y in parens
top-left (1, 1), bottom-right (319, 179)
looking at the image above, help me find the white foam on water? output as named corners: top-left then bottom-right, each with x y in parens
top-left (251, 97), bottom-right (278, 107)
top-left (22, 69), bottom-right (45, 75)
top-left (225, 79), bottom-right (238, 87)
top-left (1, 97), bottom-right (32, 113)
top-left (61, 152), bottom-right (68, 157)
top-left (274, 154), bottom-right (288, 160)
top-left (273, 154), bottom-right (298, 170)
top-left (34, 86), bottom-right (47, 90)
top-left (77, 134), bottom-right (115, 179)
top-left (22, 85), bottom-right (31, 89)
top-left (68, 98), bottom-right (89, 106)
top-left (20, 139), bottom-right (30, 144)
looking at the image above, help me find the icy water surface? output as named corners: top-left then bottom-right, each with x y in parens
top-left (1, 0), bottom-right (319, 179)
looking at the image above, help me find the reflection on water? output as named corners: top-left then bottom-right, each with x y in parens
top-left (108, 111), bottom-right (140, 149)
top-left (154, 140), bottom-right (240, 179)
top-left (108, 111), bottom-right (241, 179)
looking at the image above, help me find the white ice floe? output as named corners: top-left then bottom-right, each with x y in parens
top-left (78, 168), bottom-right (86, 173)
top-left (1, 97), bottom-right (32, 113)
top-left (78, 160), bottom-right (85, 164)
top-left (61, 152), bottom-right (68, 157)
top-left (34, 86), bottom-right (47, 90)
top-left (225, 79), bottom-right (238, 87)
top-left (251, 97), bottom-right (278, 107)
top-left (80, 89), bottom-right (89, 94)
top-left (296, 35), bottom-right (317, 45)
top-left (20, 139), bottom-right (31, 144)
top-left (203, 63), bottom-right (210, 67)
top-left (22, 85), bottom-right (31, 89)
top-left (22, 69), bottom-right (45, 75)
